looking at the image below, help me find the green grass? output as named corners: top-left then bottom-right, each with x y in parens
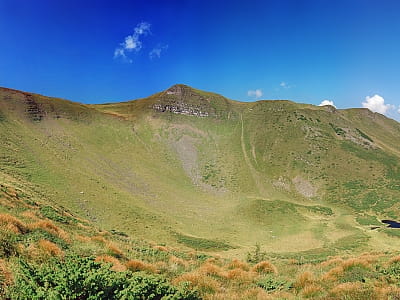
top-left (356, 215), bottom-right (381, 226)
top-left (174, 233), bottom-right (234, 251)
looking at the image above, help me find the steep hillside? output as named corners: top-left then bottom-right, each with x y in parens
top-left (1, 84), bottom-right (400, 260)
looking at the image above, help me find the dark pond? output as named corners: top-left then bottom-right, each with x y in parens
top-left (382, 220), bottom-right (400, 228)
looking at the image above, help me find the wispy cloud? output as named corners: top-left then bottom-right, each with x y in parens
top-left (149, 44), bottom-right (168, 60)
top-left (279, 81), bottom-right (292, 89)
top-left (362, 94), bottom-right (394, 115)
top-left (247, 89), bottom-right (263, 99)
top-left (114, 22), bottom-right (151, 63)
top-left (318, 100), bottom-right (336, 108)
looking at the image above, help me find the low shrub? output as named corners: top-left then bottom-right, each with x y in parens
top-left (8, 255), bottom-right (200, 299)
top-left (257, 275), bottom-right (291, 292)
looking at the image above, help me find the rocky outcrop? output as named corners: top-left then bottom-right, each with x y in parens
top-left (151, 84), bottom-right (217, 117)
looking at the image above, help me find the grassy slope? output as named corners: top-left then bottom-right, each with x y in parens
top-left (1, 85), bottom-right (400, 260)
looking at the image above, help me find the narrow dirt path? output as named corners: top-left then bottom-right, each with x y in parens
top-left (240, 114), bottom-right (267, 196)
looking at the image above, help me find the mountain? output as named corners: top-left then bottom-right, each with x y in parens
top-left (3, 84), bottom-right (400, 298)
top-left (1, 84), bottom-right (400, 257)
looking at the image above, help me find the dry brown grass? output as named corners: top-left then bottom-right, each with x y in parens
top-left (0, 259), bottom-right (13, 287)
top-left (375, 286), bottom-right (400, 300)
top-left (389, 255), bottom-right (400, 265)
top-left (125, 259), bottom-right (157, 273)
top-left (329, 282), bottom-right (376, 299)
top-left (320, 257), bottom-right (343, 268)
top-left (199, 262), bottom-right (224, 277)
top-left (95, 255), bottom-right (126, 272)
top-left (252, 261), bottom-right (277, 274)
top-left (173, 271), bottom-right (221, 293)
top-left (169, 255), bottom-right (189, 268)
top-left (294, 271), bottom-right (314, 289)
top-left (358, 253), bottom-right (383, 264)
top-left (320, 258), bottom-right (370, 283)
top-left (20, 210), bottom-right (40, 220)
top-left (29, 220), bottom-right (70, 242)
top-left (0, 213), bottom-right (28, 234)
top-left (153, 245), bottom-right (169, 252)
top-left (91, 235), bottom-right (107, 244)
top-left (321, 266), bottom-right (343, 282)
top-left (107, 242), bottom-right (124, 257)
top-left (153, 261), bottom-right (168, 273)
top-left (38, 239), bottom-right (63, 257)
top-left (76, 235), bottom-right (91, 242)
top-left (223, 268), bottom-right (256, 283)
top-left (301, 283), bottom-right (323, 298)
top-left (208, 287), bottom-right (271, 300)
top-left (226, 258), bottom-right (250, 271)
top-left (341, 258), bottom-right (370, 270)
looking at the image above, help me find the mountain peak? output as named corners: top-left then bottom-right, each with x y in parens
top-left (164, 84), bottom-right (192, 95)
top-left (150, 84), bottom-right (231, 118)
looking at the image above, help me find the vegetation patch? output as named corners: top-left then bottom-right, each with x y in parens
top-left (39, 206), bottom-right (73, 224)
top-left (356, 128), bottom-right (373, 142)
top-left (9, 256), bottom-right (199, 300)
top-left (174, 233), bottom-right (234, 251)
top-left (356, 214), bottom-right (381, 226)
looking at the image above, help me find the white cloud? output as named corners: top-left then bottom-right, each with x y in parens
top-left (280, 81), bottom-right (292, 89)
top-left (124, 35), bottom-right (141, 50)
top-left (318, 100), bottom-right (336, 108)
top-left (114, 22), bottom-right (151, 62)
top-left (247, 89), bottom-right (263, 99)
top-left (134, 22), bottom-right (151, 35)
top-left (149, 44), bottom-right (168, 60)
top-left (362, 94), bottom-right (393, 114)
top-left (398, 106), bottom-right (400, 114)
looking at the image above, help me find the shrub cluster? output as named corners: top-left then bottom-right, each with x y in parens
top-left (8, 256), bottom-right (200, 300)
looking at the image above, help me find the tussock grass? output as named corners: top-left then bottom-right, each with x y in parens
top-left (294, 271), bottom-right (314, 289)
top-left (0, 213), bottom-right (28, 234)
top-left (198, 262), bottom-right (225, 277)
top-left (329, 282), bottom-right (375, 300)
top-left (223, 268), bottom-right (256, 283)
top-left (173, 271), bottom-right (221, 294)
top-left (226, 258), bottom-right (249, 271)
top-left (106, 242), bottom-right (124, 258)
top-left (388, 255), bottom-right (400, 265)
top-left (95, 255), bottom-right (126, 272)
top-left (0, 259), bottom-right (13, 289)
top-left (153, 245), bottom-right (169, 252)
top-left (29, 220), bottom-right (70, 242)
top-left (169, 255), bottom-right (189, 268)
top-left (301, 283), bottom-right (323, 298)
top-left (252, 261), bottom-right (277, 274)
top-left (91, 235), bottom-right (108, 244)
top-left (125, 259), bottom-right (157, 273)
top-left (38, 239), bottom-right (63, 257)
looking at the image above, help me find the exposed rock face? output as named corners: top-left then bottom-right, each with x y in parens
top-left (292, 176), bottom-right (317, 198)
top-left (152, 84), bottom-right (215, 117)
top-left (25, 94), bottom-right (45, 121)
top-left (152, 103), bottom-right (210, 117)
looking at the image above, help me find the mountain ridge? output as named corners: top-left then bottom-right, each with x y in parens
top-left (2, 84), bottom-right (395, 122)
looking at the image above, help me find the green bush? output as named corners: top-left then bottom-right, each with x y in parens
top-left (40, 206), bottom-right (71, 224)
top-left (9, 256), bottom-right (200, 300)
top-left (257, 275), bottom-right (292, 292)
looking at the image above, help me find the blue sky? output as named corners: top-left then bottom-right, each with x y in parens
top-left (1, 0), bottom-right (400, 119)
